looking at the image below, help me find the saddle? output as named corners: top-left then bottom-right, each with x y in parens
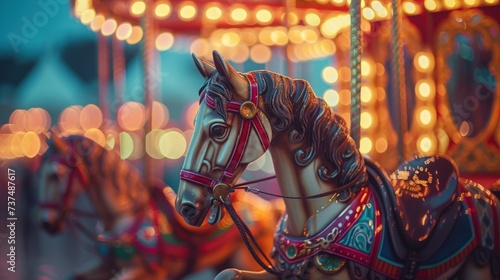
top-left (365, 155), bottom-right (461, 267)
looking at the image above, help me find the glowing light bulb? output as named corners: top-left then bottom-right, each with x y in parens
top-left (130, 1), bottom-right (146, 16)
top-left (206, 6), bottom-right (222, 20)
top-left (155, 3), bottom-right (171, 18)
top-left (231, 7), bottom-right (248, 22)
top-left (126, 26), bottom-right (143, 44)
top-left (323, 89), bottom-right (340, 107)
top-left (179, 2), bottom-right (197, 21)
top-left (101, 19), bottom-right (117, 36)
top-left (305, 12), bottom-right (321, 26)
top-left (116, 23), bottom-right (132, 41)
top-left (360, 137), bottom-right (373, 154)
top-left (256, 9), bottom-right (273, 23)
top-left (156, 32), bottom-right (175, 51)
top-left (322, 66), bottom-right (339, 84)
top-left (80, 9), bottom-right (96, 25)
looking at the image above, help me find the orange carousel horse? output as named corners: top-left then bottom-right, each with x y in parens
top-left (38, 134), bottom-right (281, 280)
top-left (175, 51), bottom-right (500, 280)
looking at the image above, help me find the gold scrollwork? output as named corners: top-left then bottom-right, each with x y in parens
top-left (435, 9), bottom-right (500, 173)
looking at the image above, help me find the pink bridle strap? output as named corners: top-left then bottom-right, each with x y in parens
top-left (179, 170), bottom-right (217, 189)
top-left (39, 155), bottom-right (89, 210)
top-left (180, 73), bottom-right (270, 191)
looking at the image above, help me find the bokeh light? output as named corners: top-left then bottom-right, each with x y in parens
top-left (159, 129), bottom-right (187, 159)
top-left (84, 128), bottom-right (106, 147)
top-left (417, 134), bottom-right (436, 154)
top-left (60, 106), bottom-right (83, 133)
top-left (359, 137), bottom-right (373, 154)
top-left (146, 129), bottom-right (166, 159)
top-left (118, 102), bottom-right (146, 131)
top-left (152, 101), bottom-right (170, 129)
top-left (156, 32), bottom-right (175, 51)
top-left (116, 23), bottom-right (133, 41)
top-left (322, 66), bottom-right (339, 84)
top-left (231, 7), bottom-right (248, 22)
top-left (130, 1), bottom-right (146, 16)
top-left (127, 26), bottom-right (143, 45)
top-left (155, 2), bottom-right (171, 18)
top-left (101, 19), bottom-right (117, 36)
top-left (205, 5), bottom-right (222, 20)
top-left (119, 132), bottom-right (143, 160)
top-left (80, 104), bottom-right (103, 130)
top-left (250, 44), bottom-right (272, 63)
top-left (323, 89), bottom-right (340, 107)
top-left (256, 8), bottom-right (273, 24)
top-left (22, 131), bottom-right (41, 158)
top-left (179, 2), bottom-right (197, 21)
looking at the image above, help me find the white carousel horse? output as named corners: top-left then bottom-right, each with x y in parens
top-left (38, 134), bottom-right (281, 280)
top-left (175, 50), bottom-right (500, 280)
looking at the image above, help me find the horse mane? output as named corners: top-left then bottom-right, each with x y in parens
top-left (204, 70), bottom-right (367, 193)
top-left (45, 135), bottom-right (144, 196)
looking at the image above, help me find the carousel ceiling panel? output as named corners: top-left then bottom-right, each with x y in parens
top-left (73, 0), bottom-right (499, 62)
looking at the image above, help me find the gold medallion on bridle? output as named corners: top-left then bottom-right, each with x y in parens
top-left (213, 183), bottom-right (231, 202)
top-left (239, 101), bottom-right (258, 119)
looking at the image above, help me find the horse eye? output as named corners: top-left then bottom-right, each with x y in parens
top-left (210, 124), bottom-right (229, 141)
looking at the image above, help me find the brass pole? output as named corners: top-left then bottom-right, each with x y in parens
top-left (141, 0), bottom-right (155, 186)
top-left (98, 33), bottom-right (110, 120)
top-left (391, 0), bottom-right (408, 161)
top-left (350, 0), bottom-right (362, 148)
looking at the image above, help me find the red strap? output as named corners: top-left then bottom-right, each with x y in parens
top-left (180, 73), bottom-right (270, 190)
top-left (223, 117), bottom-right (251, 183)
top-left (180, 170), bottom-right (217, 189)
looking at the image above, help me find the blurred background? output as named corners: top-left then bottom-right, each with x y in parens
top-left (1, 0), bottom-right (499, 279)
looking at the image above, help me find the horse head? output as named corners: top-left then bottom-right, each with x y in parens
top-left (176, 51), bottom-right (273, 226)
top-left (38, 134), bottom-right (90, 234)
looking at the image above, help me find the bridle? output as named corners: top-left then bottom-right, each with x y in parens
top-left (37, 142), bottom-right (150, 258)
top-left (179, 73), bottom-right (271, 203)
top-left (178, 73), bottom-right (284, 274)
top-left (178, 71), bottom-right (370, 276)
top-left (39, 151), bottom-right (90, 226)
top-left (179, 72), bottom-right (363, 202)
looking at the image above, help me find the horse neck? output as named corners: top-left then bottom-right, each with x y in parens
top-left (262, 72), bottom-right (364, 237)
top-left (269, 144), bottom-right (350, 237)
top-left (84, 148), bottom-right (150, 232)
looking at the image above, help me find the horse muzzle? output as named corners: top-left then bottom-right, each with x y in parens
top-left (175, 184), bottom-right (211, 227)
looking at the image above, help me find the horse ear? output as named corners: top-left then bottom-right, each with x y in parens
top-left (192, 53), bottom-right (215, 78)
top-left (212, 50), bottom-right (248, 100)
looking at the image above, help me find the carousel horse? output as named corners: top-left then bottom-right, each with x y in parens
top-left (38, 134), bottom-right (281, 280)
top-left (175, 51), bottom-right (500, 280)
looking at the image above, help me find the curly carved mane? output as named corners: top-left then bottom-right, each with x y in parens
top-left (203, 70), bottom-right (367, 193)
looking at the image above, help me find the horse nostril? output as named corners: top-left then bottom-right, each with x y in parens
top-left (180, 203), bottom-right (198, 219)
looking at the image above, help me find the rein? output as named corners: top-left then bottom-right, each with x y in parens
top-left (180, 73), bottom-right (279, 275)
top-left (233, 172), bottom-right (363, 200)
